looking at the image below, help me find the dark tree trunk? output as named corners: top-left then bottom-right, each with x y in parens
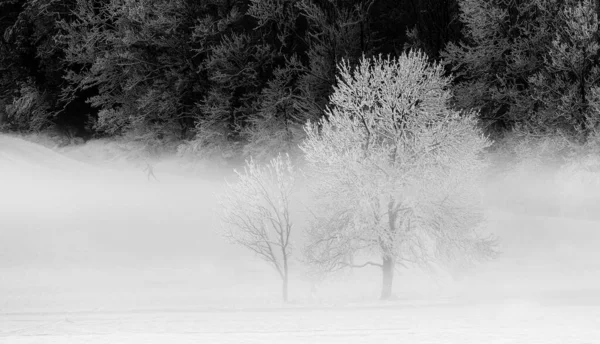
top-left (380, 256), bottom-right (395, 300)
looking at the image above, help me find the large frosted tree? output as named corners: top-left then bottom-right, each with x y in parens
top-left (300, 51), bottom-right (497, 300)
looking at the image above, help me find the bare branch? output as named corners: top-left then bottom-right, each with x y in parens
top-left (339, 260), bottom-right (383, 269)
top-left (218, 154), bottom-right (296, 294)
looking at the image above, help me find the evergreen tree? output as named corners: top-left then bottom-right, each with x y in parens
top-left (190, 0), bottom-right (268, 158)
top-left (0, 0), bottom-right (75, 131)
top-left (403, 0), bottom-right (462, 59)
top-left (59, 0), bottom-right (200, 143)
top-left (242, 55), bottom-right (308, 160)
top-left (530, 0), bottom-right (600, 137)
top-left (295, 0), bottom-right (369, 120)
top-left (443, 0), bottom-right (600, 138)
top-left (442, 0), bottom-right (554, 134)
top-left (243, 0), bottom-right (309, 160)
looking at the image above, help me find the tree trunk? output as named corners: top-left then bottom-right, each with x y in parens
top-left (282, 272), bottom-right (289, 302)
top-left (281, 252), bottom-right (289, 302)
top-left (380, 256), bottom-right (394, 300)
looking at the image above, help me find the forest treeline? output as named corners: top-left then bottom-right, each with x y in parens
top-left (1, 0), bottom-right (600, 160)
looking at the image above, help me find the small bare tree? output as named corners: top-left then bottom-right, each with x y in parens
top-left (218, 153), bottom-right (296, 302)
top-left (301, 51), bottom-right (498, 300)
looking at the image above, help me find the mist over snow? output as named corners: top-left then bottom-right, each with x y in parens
top-left (1, 134), bottom-right (600, 343)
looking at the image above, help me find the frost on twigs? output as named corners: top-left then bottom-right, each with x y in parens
top-left (218, 153), bottom-right (296, 302)
top-left (300, 51), bottom-right (497, 299)
top-left (443, 0), bottom-right (600, 138)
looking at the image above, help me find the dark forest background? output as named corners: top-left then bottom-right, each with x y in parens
top-left (2, 0), bottom-right (600, 162)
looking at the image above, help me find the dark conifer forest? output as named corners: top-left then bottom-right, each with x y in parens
top-left (2, 0), bottom-right (600, 160)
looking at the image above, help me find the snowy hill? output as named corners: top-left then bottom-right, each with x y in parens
top-left (0, 134), bottom-right (95, 176)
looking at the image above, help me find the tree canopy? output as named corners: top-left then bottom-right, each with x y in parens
top-left (300, 52), bottom-right (496, 300)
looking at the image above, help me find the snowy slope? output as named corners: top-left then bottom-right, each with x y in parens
top-left (0, 134), bottom-right (322, 317)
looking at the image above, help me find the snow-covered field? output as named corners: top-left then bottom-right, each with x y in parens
top-left (1, 134), bottom-right (600, 343)
top-left (2, 302), bottom-right (599, 344)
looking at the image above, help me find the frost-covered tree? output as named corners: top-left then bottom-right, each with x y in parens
top-left (300, 51), bottom-right (497, 300)
top-left (295, 0), bottom-right (370, 120)
top-left (242, 0), bottom-right (372, 161)
top-left (442, 0), bottom-right (557, 134)
top-left (443, 0), bottom-right (600, 138)
top-left (530, 0), bottom-right (600, 136)
top-left (218, 153), bottom-right (296, 302)
top-left (402, 0), bottom-right (462, 59)
top-left (243, 56), bottom-right (309, 161)
top-left (189, 0), bottom-right (277, 159)
top-left (0, 0), bottom-right (76, 131)
top-left (4, 82), bottom-right (52, 131)
top-left (197, 31), bottom-right (272, 153)
top-left (58, 0), bottom-right (199, 142)
top-left (242, 0), bottom-right (309, 160)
